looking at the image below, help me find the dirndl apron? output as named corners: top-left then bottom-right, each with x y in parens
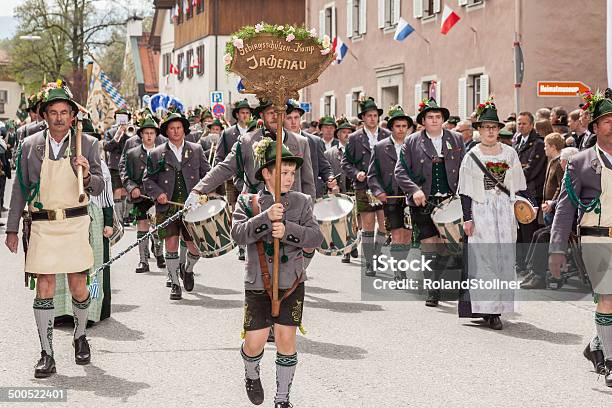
top-left (25, 132), bottom-right (94, 275)
top-left (580, 147), bottom-right (612, 295)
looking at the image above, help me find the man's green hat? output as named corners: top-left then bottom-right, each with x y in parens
top-left (447, 115), bottom-right (461, 125)
top-left (232, 99), bottom-right (253, 120)
top-left (254, 99), bottom-right (273, 118)
top-left (254, 138), bottom-right (304, 181)
top-left (207, 118), bottom-right (225, 130)
top-left (286, 100), bottom-right (305, 116)
top-left (82, 118), bottom-right (100, 139)
top-left (335, 118), bottom-right (355, 136)
top-left (416, 97), bottom-right (450, 125)
top-left (160, 112), bottom-right (190, 136)
top-left (499, 127), bottom-right (514, 139)
top-left (39, 86), bottom-right (79, 116)
top-left (586, 89), bottom-right (612, 132)
top-left (114, 107), bottom-right (131, 119)
top-left (386, 105), bottom-right (414, 129)
top-left (472, 100), bottom-right (505, 129)
top-left (318, 115), bottom-right (337, 128)
top-left (200, 109), bottom-right (214, 120)
top-left (358, 97), bottom-right (383, 119)
top-left (137, 115), bottom-right (160, 136)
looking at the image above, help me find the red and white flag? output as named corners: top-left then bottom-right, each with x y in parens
top-left (169, 63), bottom-right (179, 75)
top-left (440, 5), bottom-right (460, 35)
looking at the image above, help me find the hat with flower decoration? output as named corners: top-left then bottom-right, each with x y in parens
top-left (472, 98), bottom-right (505, 129)
top-left (416, 97), bottom-right (450, 125)
top-left (254, 138), bottom-right (304, 181)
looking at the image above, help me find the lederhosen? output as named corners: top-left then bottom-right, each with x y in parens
top-left (373, 146), bottom-right (407, 231)
top-left (126, 146), bottom-right (154, 221)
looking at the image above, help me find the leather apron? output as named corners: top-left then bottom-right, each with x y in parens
top-left (580, 147), bottom-right (612, 294)
top-left (25, 132), bottom-right (94, 275)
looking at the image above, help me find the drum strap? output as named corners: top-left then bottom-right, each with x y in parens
top-left (250, 195), bottom-right (303, 303)
top-left (468, 151), bottom-right (511, 196)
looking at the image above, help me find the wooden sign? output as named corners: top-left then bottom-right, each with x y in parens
top-left (225, 25), bottom-right (334, 106)
top-left (537, 81), bottom-right (590, 97)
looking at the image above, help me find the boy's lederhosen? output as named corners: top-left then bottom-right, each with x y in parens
top-left (240, 194), bottom-right (305, 331)
top-left (409, 156), bottom-right (452, 240)
top-left (156, 167), bottom-right (193, 241)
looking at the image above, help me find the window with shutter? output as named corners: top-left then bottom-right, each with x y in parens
top-left (196, 45), bottom-right (205, 76)
top-left (393, 0), bottom-right (401, 24)
top-left (413, 0), bottom-right (423, 18)
top-left (331, 95), bottom-right (336, 116)
top-left (319, 97), bottom-right (325, 117)
top-left (331, 6), bottom-right (337, 38)
top-left (414, 83), bottom-right (422, 115)
top-left (378, 0), bottom-right (385, 28)
top-left (347, 0), bottom-right (353, 38)
top-left (187, 49), bottom-right (194, 79)
top-left (359, 0), bottom-right (367, 34)
top-left (479, 74), bottom-right (490, 103)
top-left (319, 9), bottom-right (325, 36)
top-left (178, 53), bottom-right (184, 81)
top-left (345, 93), bottom-right (353, 117)
top-left (457, 77), bottom-right (467, 119)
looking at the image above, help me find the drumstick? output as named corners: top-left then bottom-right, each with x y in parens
top-left (141, 194), bottom-right (185, 208)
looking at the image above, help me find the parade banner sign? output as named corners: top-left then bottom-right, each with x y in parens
top-left (225, 24), bottom-right (334, 104)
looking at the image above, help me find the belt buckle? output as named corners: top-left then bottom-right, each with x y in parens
top-left (48, 209), bottom-right (65, 221)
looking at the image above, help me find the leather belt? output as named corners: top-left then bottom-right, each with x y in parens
top-left (580, 226), bottom-right (612, 238)
top-left (31, 206), bottom-right (89, 221)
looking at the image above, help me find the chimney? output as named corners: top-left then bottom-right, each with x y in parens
top-left (127, 15), bottom-right (144, 38)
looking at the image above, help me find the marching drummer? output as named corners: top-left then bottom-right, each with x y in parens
top-left (394, 98), bottom-right (465, 307)
top-left (367, 106), bottom-right (414, 281)
top-left (341, 97), bottom-right (391, 277)
top-left (549, 90), bottom-right (612, 387)
top-left (231, 138), bottom-right (323, 408)
top-left (121, 116), bottom-right (165, 274)
top-left (143, 112), bottom-right (210, 300)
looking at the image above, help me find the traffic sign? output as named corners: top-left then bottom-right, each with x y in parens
top-left (300, 102), bottom-right (311, 113)
top-left (210, 91), bottom-right (223, 104)
top-left (212, 103), bottom-right (225, 117)
top-left (537, 81), bottom-right (590, 97)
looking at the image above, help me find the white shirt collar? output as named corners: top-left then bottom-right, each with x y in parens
top-left (168, 140), bottom-right (185, 162)
top-left (49, 131), bottom-right (70, 159)
top-left (237, 124), bottom-right (248, 135)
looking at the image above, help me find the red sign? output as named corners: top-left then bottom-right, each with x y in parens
top-left (212, 103), bottom-right (225, 117)
top-left (537, 81), bottom-right (590, 97)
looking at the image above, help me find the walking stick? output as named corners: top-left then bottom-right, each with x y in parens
top-left (75, 113), bottom-right (86, 202)
top-left (271, 106), bottom-right (284, 317)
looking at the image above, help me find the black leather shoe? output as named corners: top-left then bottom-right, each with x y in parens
top-left (425, 290), bottom-right (440, 307)
top-left (605, 360), bottom-right (612, 387)
top-left (34, 351), bottom-right (56, 378)
top-left (183, 272), bottom-right (195, 292)
top-left (364, 263), bottom-right (376, 277)
top-left (170, 284), bottom-right (182, 300)
top-left (521, 275), bottom-right (546, 289)
top-left (341, 254), bottom-right (350, 263)
top-left (135, 262), bottom-right (149, 274)
top-left (583, 343), bottom-right (606, 374)
top-left (244, 377), bottom-right (264, 405)
top-left (179, 263), bottom-right (185, 280)
top-left (157, 256), bottom-right (166, 269)
top-left (488, 315), bottom-right (503, 330)
top-left (238, 247), bottom-right (246, 261)
top-left (274, 401), bottom-right (292, 408)
top-left (73, 335), bottom-right (91, 365)
top-left (165, 275), bottom-right (172, 288)
top-left (350, 248), bottom-right (358, 258)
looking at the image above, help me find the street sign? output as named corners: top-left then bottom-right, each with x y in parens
top-left (537, 81), bottom-right (590, 97)
top-left (210, 91), bottom-right (223, 104)
top-left (212, 103), bottom-right (225, 117)
top-left (300, 102), bottom-right (311, 113)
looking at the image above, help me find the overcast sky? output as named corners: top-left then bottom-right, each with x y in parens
top-left (0, 0), bottom-right (21, 17)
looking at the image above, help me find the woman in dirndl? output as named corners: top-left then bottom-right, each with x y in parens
top-left (457, 100), bottom-right (529, 330)
top-left (54, 121), bottom-right (114, 323)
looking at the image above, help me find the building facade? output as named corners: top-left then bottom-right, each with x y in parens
top-left (0, 49), bottom-right (23, 121)
top-left (304, 0), bottom-right (607, 121)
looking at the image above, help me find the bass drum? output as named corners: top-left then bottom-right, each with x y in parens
top-left (313, 193), bottom-right (360, 256)
top-left (183, 197), bottom-right (235, 258)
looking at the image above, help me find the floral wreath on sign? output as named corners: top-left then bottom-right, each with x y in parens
top-left (475, 96), bottom-right (496, 117)
top-left (224, 22), bottom-right (332, 72)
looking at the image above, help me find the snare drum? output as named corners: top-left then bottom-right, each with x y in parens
top-left (183, 197), bottom-right (235, 258)
top-left (313, 193), bottom-right (360, 256)
top-left (431, 197), bottom-right (463, 254)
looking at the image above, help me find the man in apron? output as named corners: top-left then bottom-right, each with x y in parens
top-left (550, 90), bottom-right (612, 388)
top-left (5, 84), bottom-right (104, 378)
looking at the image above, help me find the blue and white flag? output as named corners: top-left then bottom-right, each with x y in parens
top-left (394, 17), bottom-right (415, 42)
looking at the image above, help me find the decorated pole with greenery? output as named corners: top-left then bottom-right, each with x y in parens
top-left (225, 22), bottom-right (334, 316)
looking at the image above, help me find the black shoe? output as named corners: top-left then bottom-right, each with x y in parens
top-left (244, 377), bottom-right (264, 405)
top-left (350, 248), bottom-right (358, 258)
top-left (274, 401), bottom-right (292, 408)
top-left (583, 343), bottom-right (606, 374)
top-left (605, 360), bottom-right (612, 387)
top-left (488, 315), bottom-right (503, 330)
top-left (521, 275), bottom-right (546, 289)
top-left (425, 291), bottom-right (439, 307)
top-left (135, 262), bottom-right (149, 274)
top-left (179, 263), bottom-right (185, 280)
top-left (518, 269), bottom-right (534, 280)
top-left (34, 351), bottom-right (56, 378)
top-left (267, 326), bottom-right (275, 343)
top-left (122, 218), bottom-right (131, 227)
top-left (170, 284), bottom-right (182, 300)
top-left (341, 254), bottom-right (351, 263)
top-left (364, 263), bottom-right (376, 277)
top-left (73, 335), bottom-right (91, 365)
top-left (157, 256), bottom-right (166, 269)
top-left (238, 247), bottom-right (246, 261)
top-left (183, 271), bottom-right (195, 292)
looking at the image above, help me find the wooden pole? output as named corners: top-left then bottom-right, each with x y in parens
top-left (271, 106), bottom-right (284, 317)
top-left (75, 119), bottom-right (86, 202)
